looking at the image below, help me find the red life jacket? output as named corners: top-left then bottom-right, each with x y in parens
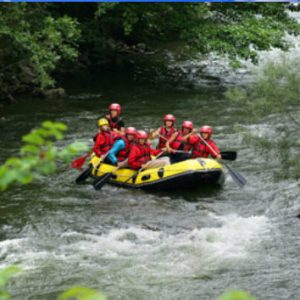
top-left (191, 139), bottom-right (217, 158)
top-left (171, 130), bottom-right (192, 151)
top-left (116, 136), bottom-right (135, 162)
top-left (106, 115), bottom-right (123, 130)
top-left (134, 143), bottom-right (151, 165)
top-left (158, 127), bottom-right (177, 149)
top-left (95, 131), bottom-right (115, 155)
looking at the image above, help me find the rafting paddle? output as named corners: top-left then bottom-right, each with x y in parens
top-left (73, 151), bottom-right (93, 184)
top-left (173, 150), bottom-right (237, 161)
top-left (197, 135), bottom-right (246, 188)
top-left (93, 166), bottom-right (121, 190)
top-left (156, 133), bottom-right (237, 161)
top-left (71, 152), bottom-right (91, 169)
top-left (75, 167), bottom-right (91, 184)
top-left (220, 151), bottom-right (237, 161)
top-left (75, 151), bottom-right (110, 184)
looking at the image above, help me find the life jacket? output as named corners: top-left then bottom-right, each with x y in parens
top-left (171, 130), bottom-right (192, 151)
top-left (158, 127), bottom-right (177, 149)
top-left (191, 139), bottom-right (216, 158)
top-left (134, 143), bottom-right (151, 165)
top-left (95, 131), bottom-right (115, 154)
top-left (106, 115), bottom-right (123, 130)
top-left (116, 136), bottom-right (135, 162)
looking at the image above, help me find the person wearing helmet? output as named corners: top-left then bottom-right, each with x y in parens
top-left (105, 103), bottom-right (125, 135)
top-left (166, 120), bottom-right (196, 163)
top-left (149, 114), bottom-right (177, 149)
top-left (128, 130), bottom-right (170, 170)
top-left (93, 118), bottom-right (115, 158)
top-left (106, 127), bottom-right (137, 168)
top-left (191, 126), bottom-right (221, 159)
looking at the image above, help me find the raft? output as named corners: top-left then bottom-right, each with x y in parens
top-left (89, 156), bottom-right (225, 191)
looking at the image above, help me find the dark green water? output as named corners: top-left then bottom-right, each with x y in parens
top-left (0, 69), bottom-right (299, 300)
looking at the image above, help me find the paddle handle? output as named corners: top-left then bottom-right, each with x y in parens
top-left (157, 133), bottom-right (168, 141)
top-left (197, 135), bottom-right (246, 187)
top-left (172, 149), bottom-right (191, 154)
top-left (197, 134), bottom-right (220, 158)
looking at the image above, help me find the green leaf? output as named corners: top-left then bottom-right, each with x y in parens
top-left (0, 290), bottom-right (11, 300)
top-left (0, 265), bottom-right (21, 289)
top-left (57, 286), bottom-right (107, 300)
top-left (5, 158), bottom-right (21, 168)
top-left (42, 121), bottom-right (67, 132)
top-left (43, 146), bottom-right (58, 161)
top-left (21, 145), bottom-right (40, 155)
top-left (218, 290), bottom-right (256, 300)
top-left (36, 161), bottom-right (56, 175)
top-left (58, 142), bottom-right (89, 162)
top-left (0, 170), bottom-right (18, 189)
top-left (22, 133), bottom-right (45, 146)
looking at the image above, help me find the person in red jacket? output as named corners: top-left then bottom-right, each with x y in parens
top-left (105, 103), bottom-right (125, 135)
top-left (149, 114), bottom-right (177, 149)
top-left (106, 127), bottom-right (137, 168)
top-left (93, 118), bottom-right (115, 158)
top-left (166, 120), bottom-right (196, 163)
top-left (191, 126), bottom-right (221, 159)
top-left (128, 130), bottom-right (169, 170)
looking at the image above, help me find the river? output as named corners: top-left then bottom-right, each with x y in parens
top-left (0, 46), bottom-right (300, 300)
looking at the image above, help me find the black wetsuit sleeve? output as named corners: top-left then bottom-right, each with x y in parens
top-left (118, 119), bottom-right (125, 128)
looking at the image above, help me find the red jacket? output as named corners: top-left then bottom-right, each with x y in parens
top-left (157, 127), bottom-right (177, 149)
top-left (128, 143), bottom-right (161, 170)
top-left (93, 131), bottom-right (115, 157)
top-left (171, 130), bottom-right (194, 151)
top-left (191, 137), bottom-right (220, 158)
top-left (116, 136), bottom-right (135, 162)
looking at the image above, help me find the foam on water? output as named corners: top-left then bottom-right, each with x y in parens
top-left (0, 214), bottom-right (271, 281)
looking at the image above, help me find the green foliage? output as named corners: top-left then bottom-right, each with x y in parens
top-left (0, 266), bottom-right (21, 300)
top-left (92, 3), bottom-right (300, 62)
top-left (227, 55), bottom-right (300, 180)
top-left (226, 55), bottom-right (300, 118)
top-left (58, 286), bottom-right (107, 300)
top-left (218, 290), bottom-right (256, 300)
top-left (0, 3), bottom-right (80, 98)
top-left (0, 121), bottom-right (88, 191)
top-left (1, 3), bottom-right (300, 99)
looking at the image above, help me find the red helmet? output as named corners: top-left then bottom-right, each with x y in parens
top-left (137, 130), bottom-right (148, 140)
top-left (182, 121), bottom-right (193, 130)
top-left (164, 114), bottom-right (176, 123)
top-left (200, 125), bottom-right (212, 136)
top-left (109, 103), bottom-right (121, 113)
top-left (126, 127), bottom-right (137, 136)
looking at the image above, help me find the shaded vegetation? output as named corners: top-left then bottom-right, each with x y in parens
top-left (226, 54), bottom-right (300, 180)
top-left (1, 3), bottom-right (300, 101)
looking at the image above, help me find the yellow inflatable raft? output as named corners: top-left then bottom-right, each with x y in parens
top-left (89, 156), bottom-right (225, 190)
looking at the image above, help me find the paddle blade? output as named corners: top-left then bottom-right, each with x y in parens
top-left (220, 151), bottom-right (237, 161)
top-left (75, 168), bottom-right (91, 184)
top-left (93, 173), bottom-right (112, 190)
top-left (70, 154), bottom-right (89, 169)
top-left (225, 164), bottom-right (247, 188)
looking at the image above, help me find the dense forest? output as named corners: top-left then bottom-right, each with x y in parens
top-left (1, 3), bottom-right (300, 101)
